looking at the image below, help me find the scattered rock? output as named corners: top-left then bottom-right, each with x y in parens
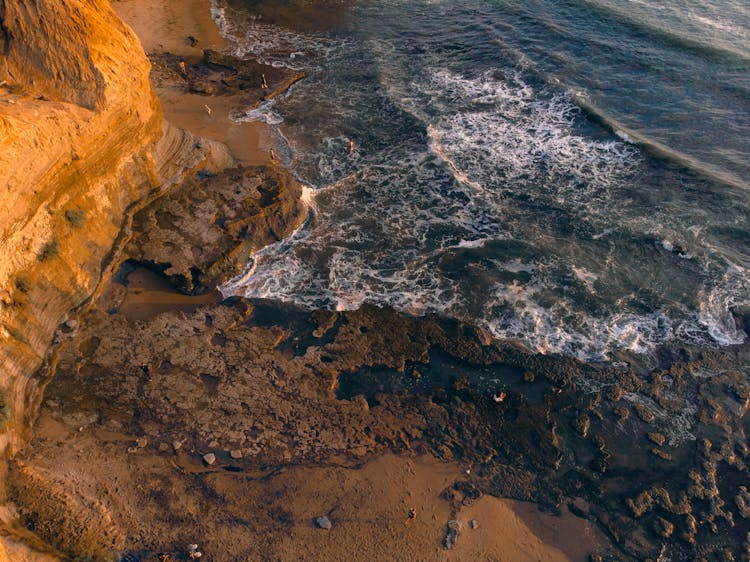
top-left (172, 441), bottom-right (183, 451)
top-left (469, 519), bottom-right (479, 529)
top-left (647, 432), bottom-right (666, 446)
top-left (574, 414), bottom-right (591, 438)
top-left (158, 442), bottom-right (170, 452)
top-left (651, 448), bottom-right (672, 461)
top-left (314, 516), bottom-right (332, 530)
top-left (654, 516), bottom-right (674, 538)
top-left (736, 487), bottom-right (750, 519)
top-left (229, 449), bottom-right (243, 460)
top-left (443, 520), bottom-right (461, 549)
top-left (613, 406), bottom-right (630, 420)
top-left (136, 437), bottom-right (148, 448)
top-left (203, 453), bottom-right (216, 466)
top-left (634, 404), bottom-right (655, 424)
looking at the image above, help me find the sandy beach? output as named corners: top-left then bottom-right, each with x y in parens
top-left (3, 1), bottom-right (619, 560)
top-left (114, 0), bottom-right (274, 167)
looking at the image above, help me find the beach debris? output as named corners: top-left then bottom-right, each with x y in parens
top-left (469, 519), bottom-right (480, 529)
top-left (314, 516), bottom-right (332, 530)
top-left (443, 519), bottom-right (461, 549)
top-left (405, 507), bottom-right (417, 525)
top-left (492, 390), bottom-right (507, 403)
top-left (202, 452), bottom-right (216, 466)
top-left (187, 544), bottom-right (202, 559)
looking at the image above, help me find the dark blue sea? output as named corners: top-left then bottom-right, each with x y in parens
top-left (214, 0), bottom-right (750, 362)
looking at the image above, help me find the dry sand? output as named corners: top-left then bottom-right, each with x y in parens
top-left (94, 1), bottom-right (616, 559)
top-left (114, 0), bottom-right (273, 167)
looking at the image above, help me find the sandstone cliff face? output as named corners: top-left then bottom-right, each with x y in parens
top-left (0, 0), bottom-right (230, 462)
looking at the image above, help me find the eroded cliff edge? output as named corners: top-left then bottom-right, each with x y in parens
top-left (0, 0), bottom-right (230, 462)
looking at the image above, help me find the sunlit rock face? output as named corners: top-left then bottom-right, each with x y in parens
top-left (0, 0), bottom-right (228, 458)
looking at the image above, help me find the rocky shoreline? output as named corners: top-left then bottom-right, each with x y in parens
top-left (4, 1), bottom-right (750, 561)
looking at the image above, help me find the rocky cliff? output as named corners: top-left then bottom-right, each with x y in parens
top-left (0, 0), bottom-right (230, 467)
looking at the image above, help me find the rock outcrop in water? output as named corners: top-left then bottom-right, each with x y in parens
top-left (0, 0), bottom-right (230, 494)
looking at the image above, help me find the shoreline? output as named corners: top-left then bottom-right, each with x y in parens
top-left (114, 0), bottom-right (274, 167)
top-left (109, 2), bottom-right (611, 557)
top-left (4, 1), bottom-right (616, 560)
top-left (11, 1), bottom-right (750, 561)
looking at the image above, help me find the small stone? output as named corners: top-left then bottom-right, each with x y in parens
top-left (635, 404), bottom-right (656, 424)
top-left (574, 414), bottom-right (590, 438)
top-left (209, 440), bottom-right (220, 448)
top-left (469, 519), bottom-right (479, 529)
top-left (444, 520), bottom-right (461, 549)
top-left (136, 437), bottom-right (148, 448)
top-left (172, 440), bottom-right (183, 451)
top-left (314, 516), bottom-right (332, 530)
top-left (203, 453), bottom-right (216, 466)
top-left (230, 449), bottom-right (243, 460)
top-left (735, 486), bottom-right (750, 519)
top-left (158, 442), bottom-right (170, 452)
top-left (523, 370), bottom-right (535, 383)
top-left (613, 406), bottom-right (630, 420)
top-left (648, 432), bottom-right (666, 446)
top-left (651, 447), bottom-right (672, 461)
top-left (654, 516), bottom-right (675, 538)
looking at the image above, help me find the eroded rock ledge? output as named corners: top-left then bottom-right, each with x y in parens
top-left (0, 0), bottom-right (230, 462)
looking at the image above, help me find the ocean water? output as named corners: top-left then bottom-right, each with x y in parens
top-left (215, 0), bottom-right (750, 361)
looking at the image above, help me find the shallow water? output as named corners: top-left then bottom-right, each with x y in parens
top-left (215, 0), bottom-right (750, 361)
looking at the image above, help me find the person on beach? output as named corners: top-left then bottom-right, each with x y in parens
top-left (405, 507), bottom-right (417, 525)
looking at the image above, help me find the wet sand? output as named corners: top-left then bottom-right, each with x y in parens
top-left (114, 0), bottom-right (273, 167)
top-left (7, 1), bottom-right (620, 560)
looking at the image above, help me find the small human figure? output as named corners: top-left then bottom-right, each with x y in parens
top-left (178, 60), bottom-right (188, 76)
top-left (260, 73), bottom-right (268, 89)
top-left (269, 148), bottom-right (277, 162)
top-left (405, 507), bottom-right (417, 525)
top-left (348, 139), bottom-right (356, 155)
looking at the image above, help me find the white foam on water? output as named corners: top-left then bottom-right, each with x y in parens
top-left (230, 101), bottom-right (285, 125)
top-left (210, 0), bottom-right (344, 70)
top-left (572, 266), bottom-right (599, 294)
top-left (623, 392), bottom-right (697, 446)
top-left (216, 43), bottom-right (748, 361)
top-left (696, 263), bottom-right (749, 346)
top-left (420, 68), bottom-right (640, 213)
